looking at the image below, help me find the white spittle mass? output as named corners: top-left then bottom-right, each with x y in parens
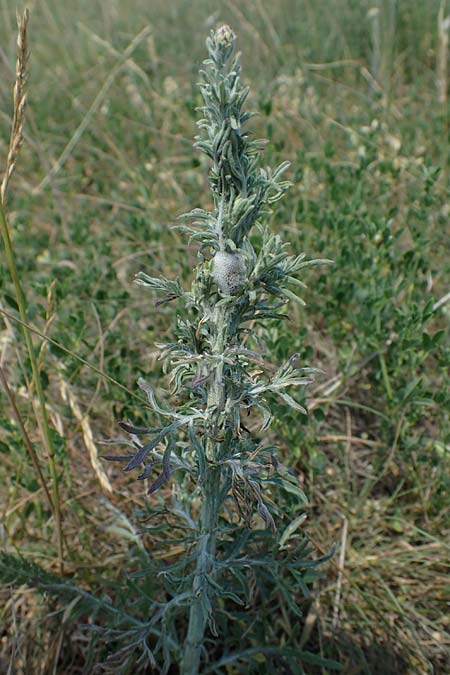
top-left (212, 251), bottom-right (245, 295)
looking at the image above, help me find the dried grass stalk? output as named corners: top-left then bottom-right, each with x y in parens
top-left (59, 378), bottom-right (113, 493)
top-left (437, 3), bottom-right (450, 105)
top-left (1, 9), bottom-right (29, 205)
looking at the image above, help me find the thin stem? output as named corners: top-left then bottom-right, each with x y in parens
top-left (379, 351), bottom-right (393, 401)
top-left (0, 200), bottom-right (64, 571)
top-left (0, 365), bottom-right (54, 511)
top-left (375, 310), bottom-right (393, 402)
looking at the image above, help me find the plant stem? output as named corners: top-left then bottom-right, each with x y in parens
top-left (375, 311), bottom-right (393, 402)
top-left (0, 200), bottom-right (64, 571)
top-left (0, 365), bottom-right (54, 511)
top-left (182, 466), bottom-right (221, 675)
top-left (182, 305), bottom-right (228, 674)
top-left (379, 351), bottom-right (393, 401)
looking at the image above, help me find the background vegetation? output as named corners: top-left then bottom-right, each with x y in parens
top-left (0, 0), bottom-right (449, 673)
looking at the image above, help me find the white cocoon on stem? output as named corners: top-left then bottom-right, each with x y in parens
top-left (213, 251), bottom-right (245, 295)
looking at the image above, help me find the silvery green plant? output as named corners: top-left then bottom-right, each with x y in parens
top-left (106, 24), bottom-right (332, 674)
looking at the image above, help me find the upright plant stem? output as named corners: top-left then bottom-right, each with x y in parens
top-left (182, 467), bottom-right (221, 675)
top-left (0, 201), bottom-right (64, 570)
top-left (375, 310), bottom-right (393, 402)
top-left (182, 305), bottom-right (227, 675)
top-left (0, 365), bottom-right (54, 511)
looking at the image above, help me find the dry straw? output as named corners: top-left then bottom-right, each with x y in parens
top-left (437, 1), bottom-right (450, 105)
top-left (1, 9), bottom-right (29, 206)
top-left (59, 377), bottom-right (113, 493)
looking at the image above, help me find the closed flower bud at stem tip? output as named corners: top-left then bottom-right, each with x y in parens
top-left (215, 24), bottom-right (236, 48)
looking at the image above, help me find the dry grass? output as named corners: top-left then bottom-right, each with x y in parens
top-left (1, 9), bottom-right (28, 206)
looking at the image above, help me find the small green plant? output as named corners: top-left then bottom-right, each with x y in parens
top-left (102, 25), bottom-right (333, 673)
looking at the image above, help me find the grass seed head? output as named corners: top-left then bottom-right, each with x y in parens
top-left (1, 8), bottom-right (29, 205)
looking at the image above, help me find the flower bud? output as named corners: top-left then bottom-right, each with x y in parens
top-left (213, 251), bottom-right (245, 295)
top-left (215, 25), bottom-right (236, 49)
